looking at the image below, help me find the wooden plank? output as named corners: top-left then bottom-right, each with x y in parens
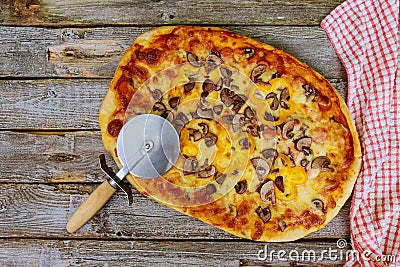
top-left (0, 26), bottom-right (346, 79)
top-left (0, 183), bottom-right (350, 239)
top-left (0, 0), bottom-right (342, 26)
top-left (0, 131), bottom-right (109, 183)
top-left (0, 239), bottom-right (351, 266)
top-left (0, 78), bottom-right (348, 130)
top-left (0, 79), bottom-right (107, 130)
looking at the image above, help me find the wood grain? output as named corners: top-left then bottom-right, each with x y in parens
top-left (0, 183), bottom-right (350, 239)
top-left (0, 26), bottom-right (346, 78)
top-left (0, 131), bottom-right (109, 183)
top-left (66, 180), bottom-right (117, 234)
top-left (0, 79), bottom-right (348, 130)
top-left (0, 0), bottom-right (355, 264)
top-left (0, 0), bottom-right (342, 26)
top-left (0, 239), bottom-right (350, 266)
top-left (0, 79), bottom-right (107, 130)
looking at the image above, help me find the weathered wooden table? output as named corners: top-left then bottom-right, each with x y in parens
top-left (0, 1), bottom-right (351, 266)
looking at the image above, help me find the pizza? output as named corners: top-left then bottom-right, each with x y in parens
top-left (99, 25), bottom-right (362, 242)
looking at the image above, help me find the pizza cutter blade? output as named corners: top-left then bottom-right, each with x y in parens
top-left (117, 113), bottom-right (180, 179)
top-left (66, 114), bottom-right (180, 233)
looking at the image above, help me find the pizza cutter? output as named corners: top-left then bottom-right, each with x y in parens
top-left (66, 114), bottom-right (180, 233)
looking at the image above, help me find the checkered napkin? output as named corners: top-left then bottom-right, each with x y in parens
top-left (321, 0), bottom-right (399, 266)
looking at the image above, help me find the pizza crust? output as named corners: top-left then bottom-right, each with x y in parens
top-left (99, 25), bottom-right (362, 242)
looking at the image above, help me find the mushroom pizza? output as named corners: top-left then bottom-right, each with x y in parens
top-left (99, 26), bottom-right (362, 241)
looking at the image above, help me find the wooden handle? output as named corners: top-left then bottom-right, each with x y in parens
top-left (66, 181), bottom-right (117, 233)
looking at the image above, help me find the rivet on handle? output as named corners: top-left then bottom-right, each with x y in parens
top-left (99, 154), bottom-right (133, 206)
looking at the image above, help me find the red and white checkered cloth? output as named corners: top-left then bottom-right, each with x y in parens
top-left (321, 0), bottom-right (399, 266)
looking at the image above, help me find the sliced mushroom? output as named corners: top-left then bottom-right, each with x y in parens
top-left (204, 132), bottom-right (218, 147)
top-left (266, 92), bottom-right (277, 100)
top-left (264, 112), bottom-right (279, 122)
top-left (222, 115), bottom-right (235, 124)
top-left (272, 72), bottom-right (281, 79)
top-left (280, 100), bottom-right (289, 109)
top-left (205, 183), bottom-right (217, 195)
top-left (198, 122), bottom-right (209, 136)
top-left (311, 156), bottom-right (334, 172)
top-left (200, 95), bottom-right (210, 107)
top-left (246, 125), bottom-right (260, 137)
top-left (223, 77), bottom-right (233, 87)
top-left (184, 81), bottom-right (196, 93)
top-left (250, 65), bottom-right (266, 82)
top-left (220, 66), bottom-right (232, 78)
top-left (220, 88), bottom-right (235, 106)
top-left (278, 221), bottom-right (287, 232)
top-left (202, 79), bottom-right (217, 93)
top-left (270, 97), bottom-right (280, 110)
top-left (244, 106), bottom-right (255, 119)
top-left (231, 95), bottom-right (245, 113)
top-left (235, 180), bottom-right (247, 194)
top-left (190, 111), bottom-right (199, 119)
top-left (161, 110), bottom-right (174, 122)
top-left (151, 89), bottom-right (163, 100)
top-left (302, 84), bottom-right (315, 98)
top-left (187, 52), bottom-right (202, 67)
top-left (260, 180), bottom-right (276, 205)
top-left (168, 97), bottom-right (180, 109)
top-left (280, 88), bottom-right (290, 101)
top-left (295, 137), bottom-right (312, 152)
top-left (238, 137), bottom-right (250, 149)
top-left (211, 50), bottom-right (221, 57)
top-left (215, 77), bottom-right (223, 91)
top-left (206, 53), bottom-right (223, 65)
top-left (188, 129), bottom-right (203, 142)
top-left (299, 124), bottom-right (308, 133)
top-left (244, 48), bottom-right (255, 59)
top-left (214, 172), bottom-right (226, 185)
top-left (213, 104), bottom-right (223, 115)
top-left (312, 199), bottom-right (325, 213)
top-left (281, 120), bottom-right (295, 139)
top-left (255, 206), bottom-right (271, 223)
top-left (232, 114), bottom-right (245, 132)
top-left (197, 165), bottom-right (216, 178)
top-left (196, 106), bottom-right (214, 119)
top-left (201, 91), bottom-right (209, 99)
top-left (266, 92), bottom-right (279, 110)
top-left (176, 112), bottom-right (189, 124)
top-left (300, 159), bottom-right (309, 167)
top-left (153, 102), bottom-right (166, 112)
top-left (261, 148), bottom-right (278, 162)
top-left (274, 175), bottom-right (285, 193)
top-left (286, 151), bottom-right (296, 167)
top-left (172, 119), bottom-right (186, 133)
top-left (251, 158), bottom-right (270, 181)
top-left (303, 148), bottom-right (312, 156)
top-left (183, 157), bottom-right (199, 174)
